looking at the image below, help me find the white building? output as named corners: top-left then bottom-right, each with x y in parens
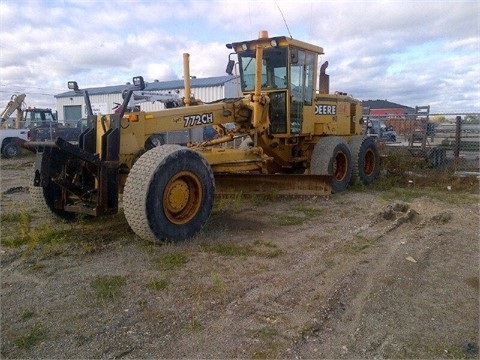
top-left (55, 75), bottom-right (241, 143)
top-left (55, 75), bottom-right (241, 122)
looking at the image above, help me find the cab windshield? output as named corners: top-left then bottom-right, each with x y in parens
top-left (238, 47), bottom-right (288, 92)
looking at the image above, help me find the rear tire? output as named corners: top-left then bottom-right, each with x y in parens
top-left (349, 136), bottom-right (381, 185)
top-left (123, 145), bottom-right (215, 243)
top-left (311, 136), bottom-right (352, 193)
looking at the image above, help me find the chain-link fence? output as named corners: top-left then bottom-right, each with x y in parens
top-left (362, 110), bottom-right (479, 174)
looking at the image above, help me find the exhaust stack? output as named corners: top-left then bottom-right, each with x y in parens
top-left (319, 61), bottom-right (329, 94)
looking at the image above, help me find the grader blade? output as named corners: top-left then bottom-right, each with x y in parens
top-left (214, 174), bottom-right (332, 196)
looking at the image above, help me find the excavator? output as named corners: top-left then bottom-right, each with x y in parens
top-left (1, 93), bottom-right (27, 128)
top-left (25, 31), bottom-right (381, 243)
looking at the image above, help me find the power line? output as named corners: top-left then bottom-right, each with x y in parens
top-left (0, 84), bottom-right (65, 92)
top-left (0, 90), bottom-right (56, 96)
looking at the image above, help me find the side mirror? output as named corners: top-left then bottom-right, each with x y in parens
top-left (226, 59), bottom-right (235, 76)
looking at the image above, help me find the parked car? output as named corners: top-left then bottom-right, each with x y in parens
top-left (366, 118), bottom-right (397, 142)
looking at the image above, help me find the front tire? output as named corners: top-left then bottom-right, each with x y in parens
top-left (311, 136), bottom-right (352, 193)
top-left (123, 145), bottom-right (215, 243)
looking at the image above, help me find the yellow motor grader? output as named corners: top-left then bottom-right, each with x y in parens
top-left (26, 31), bottom-right (380, 242)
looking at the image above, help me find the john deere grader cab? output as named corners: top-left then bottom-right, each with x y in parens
top-left (27, 31), bottom-right (380, 243)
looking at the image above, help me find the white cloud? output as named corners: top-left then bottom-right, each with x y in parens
top-left (0, 0), bottom-right (478, 113)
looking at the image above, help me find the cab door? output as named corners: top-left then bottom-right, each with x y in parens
top-left (289, 49), bottom-right (315, 134)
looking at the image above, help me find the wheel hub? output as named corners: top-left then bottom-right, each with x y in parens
top-left (166, 180), bottom-right (189, 213)
top-left (333, 151), bottom-right (348, 181)
top-left (163, 171), bottom-right (203, 225)
top-left (364, 148), bottom-right (376, 176)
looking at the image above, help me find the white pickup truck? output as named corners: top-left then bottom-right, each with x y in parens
top-left (0, 128), bottom-right (30, 158)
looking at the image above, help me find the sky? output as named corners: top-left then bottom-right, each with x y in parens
top-left (1, 0), bottom-right (479, 114)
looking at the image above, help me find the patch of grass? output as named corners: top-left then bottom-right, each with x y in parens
top-left (148, 278), bottom-right (168, 291)
top-left (250, 326), bottom-right (286, 359)
top-left (338, 234), bottom-right (380, 254)
top-left (292, 204), bottom-right (323, 218)
top-left (213, 191), bottom-right (249, 214)
top-left (200, 241), bottom-right (284, 258)
top-left (187, 319), bottom-right (203, 331)
top-left (378, 186), bottom-right (429, 202)
top-left (91, 275), bottom-right (126, 300)
top-left (252, 326), bottom-right (279, 341)
top-left (0, 212), bottom-right (30, 224)
top-left (200, 243), bottom-right (251, 256)
top-left (156, 252), bottom-right (189, 270)
top-left (13, 326), bottom-right (44, 350)
top-left (390, 342), bottom-right (479, 359)
top-left (2, 217), bottom-right (73, 260)
top-left (137, 299), bottom-right (148, 309)
top-left (210, 272), bottom-right (228, 297)
top-left (1, 211), bottom-right (131, 259)
top-left (306, 234), bottom-right (329, 242)
top-left (373, 151), bottom-right (479, 196)
top-left (1, 212), bottom-right (32, 247)
top-left (254, 240), bottom-right (284, 258)
top-left (277, 214), bottom-right (305, 226)
top-left (24, 225), bottom-right (71, 258)
top-left (21, 311), bottom-right (35, 320)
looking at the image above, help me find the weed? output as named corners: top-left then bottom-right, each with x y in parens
top-left (24, 225), bottom-right (71, 258)
top-left (339, 234), bottom-right (380, 254)
top-left (21, 311), bottom-right (35, 320)
top-left (1, 211), bottom-right (32, 247)
top-left (156, 253), bottom-right (189, 270)
top-left (250, 326), bottom-right (285, 359)
top-left (200, 243), bottom-right (251, 256)
top-left (2, 217), bottom-right (73, 260)
top-left (306, 234), bottom-right (329, 242)
top-left (373, 151), bottom-right (479, 195)
top-left (13, 326), bottom-right (44, 350)
top-left (148, 278), bottom-right (168, 291)
top-left (210, 272), bottom-right (227, 297)
top-left (251, 326), bottom-right (279, 341)
top-left (91, 275), bottom-right (126, 300)
top-left (267, 188), bottom-right (280, 200)
top-left (0, 212), bottom-right (29, 224)
top-left (200, 241), bottom-right (284, 258)
top-left (137, 299), bottom-right (148, 308)
top-left (187, 319), bottom-right (203, 331)
top-left (292, 204), bottom-right (323, 218)
top-left (253, 240), bottom-right (275, 248)
top-left (255, 241), bottom-right (284, 258)
top-left (277, 214), bottom-right (305, 226)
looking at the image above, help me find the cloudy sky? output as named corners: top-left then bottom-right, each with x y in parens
top-left (1, 0), bottom-right (479, 114)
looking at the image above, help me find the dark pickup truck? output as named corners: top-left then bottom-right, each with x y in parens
top-left (23, 108), bottom-right (85, 142)
top-left (30, 119), bottom-right (85, 142)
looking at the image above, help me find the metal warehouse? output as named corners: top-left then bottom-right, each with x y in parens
top-left (55, 75), bottom-right (241, 123)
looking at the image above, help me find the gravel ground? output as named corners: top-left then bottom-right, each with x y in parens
top-left (1, 153), bottom-right (479, 359)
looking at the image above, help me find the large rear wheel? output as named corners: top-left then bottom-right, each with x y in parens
top-left (311, 136), bottom-right (352, 193)
top-left (123, 145), bottom-right (215, 243)
top-left (349, 136), bottom-right (381, 185)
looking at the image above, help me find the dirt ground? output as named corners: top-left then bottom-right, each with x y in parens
top-left (1, 153), bottom-right (479, 359)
